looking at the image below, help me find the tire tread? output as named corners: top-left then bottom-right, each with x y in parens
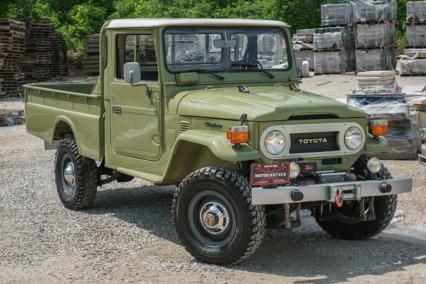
top-left (172, 166), bottom-right (265, 265)
top-left (55, 138), bottom-right (98, 210)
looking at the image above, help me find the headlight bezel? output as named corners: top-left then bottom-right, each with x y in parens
top-left (263, 130), bottom-right (286, 156)
top-left (344, 126), bottom-right (364, 150)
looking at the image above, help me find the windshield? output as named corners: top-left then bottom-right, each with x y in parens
top-left (164, 28), bottom-right (290, 73)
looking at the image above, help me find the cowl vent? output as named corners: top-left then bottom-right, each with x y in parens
top-left (179, 121), bottom-right (191, 132)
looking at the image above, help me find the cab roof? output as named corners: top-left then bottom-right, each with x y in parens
top-left (106, 18), bottom-right (290, 29)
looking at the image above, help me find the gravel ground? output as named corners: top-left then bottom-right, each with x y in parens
top-left (1, 125), bottom-right (425, 283)
top-left (1, 73), bottom-right (426, 282)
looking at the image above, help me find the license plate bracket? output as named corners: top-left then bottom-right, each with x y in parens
top-left (250, 163), bottom-right (290, 187)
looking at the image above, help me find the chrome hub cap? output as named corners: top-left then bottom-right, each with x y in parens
top-left (199, 201), bottom-right (230, 235)
top-left (63, 161), bottom-right (76, 196)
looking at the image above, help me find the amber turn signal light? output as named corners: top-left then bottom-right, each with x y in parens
top-left (369, 120), bottom-right (388, 137)
top-left (227, 126), bottom-right (249, 144)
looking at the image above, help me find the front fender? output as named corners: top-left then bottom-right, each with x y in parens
top-left (175, 130), bottom-right (259, 162)
top-left (365, 136), bottom-right (390, 154)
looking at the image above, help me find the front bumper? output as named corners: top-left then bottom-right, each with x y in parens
top-left (251, 177), bottom-right (412, 205)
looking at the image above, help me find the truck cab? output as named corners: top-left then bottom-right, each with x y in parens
top-left (25, 19), bottom-right (412, 265)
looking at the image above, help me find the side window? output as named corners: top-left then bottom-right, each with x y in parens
top-left (116, 34), bottom-right (158, 81)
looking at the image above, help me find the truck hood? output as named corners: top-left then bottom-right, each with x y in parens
top-left (171, 85), bottom-right (366, 121)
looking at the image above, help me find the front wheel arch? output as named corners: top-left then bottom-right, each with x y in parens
top-left (163, 140), bottom-right (238, 184)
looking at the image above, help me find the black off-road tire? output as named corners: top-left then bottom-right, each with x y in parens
top-left (316, 166), bottom-right (397, 240)
top-left (172, 167), bottom-right (266, 265)
top-left (55, 138), bottom-right (98, 210)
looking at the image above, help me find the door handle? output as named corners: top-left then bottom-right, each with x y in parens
top-left (112, 106), bottom-right (122, 115)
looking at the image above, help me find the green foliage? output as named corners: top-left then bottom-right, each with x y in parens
top-left (0, 0), bottom-right (413, 51)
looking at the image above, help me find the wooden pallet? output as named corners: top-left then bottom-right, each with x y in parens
top-left (21, 21), bottom-right (68, 83)
top-left (0, 19), bottom-right (26, 97)
top-left (83, 34), bottom-right (99, 75)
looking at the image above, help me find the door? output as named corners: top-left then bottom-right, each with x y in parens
top-left (110, 33), bottom-right (161, 161)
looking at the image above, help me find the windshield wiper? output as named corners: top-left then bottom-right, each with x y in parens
top-left (231, 61), bottom-right (275, 79)
top-left (178, 69), bottom-right (224, 80)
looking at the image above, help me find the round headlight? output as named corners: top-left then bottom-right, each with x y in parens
top-left (344, 126), bottom-right (364, 150)
top-left (264, 130), bottom-right (285, 155)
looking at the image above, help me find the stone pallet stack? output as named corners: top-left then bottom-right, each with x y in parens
top-left (378, 117), bottom-right (421, 160)
top-left (401, 1), bottom-right (426, 75)
top-left (354, 0), bottom-right (397, 72)
top-left (293, 29), bottom-right (315, 72)
top-left (83, 34), bottom-right (99, 75)
top-left (348, 90), bottom-right (421, 160)
top-left (21, 21), bottom-right (68, 83)
top-left (316, 3), bottom-right (356, 74)
top-left (0, 19), bottom-right (25, 98)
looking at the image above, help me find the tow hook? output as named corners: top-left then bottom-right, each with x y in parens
top-left (335, 189), bottom-right (344, 208)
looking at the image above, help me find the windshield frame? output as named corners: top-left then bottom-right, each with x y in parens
top-left (162, 26), bottom-right (293, 75)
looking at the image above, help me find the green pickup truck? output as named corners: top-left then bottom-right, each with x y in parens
top-left (25, 19), bottom-right (412, 265)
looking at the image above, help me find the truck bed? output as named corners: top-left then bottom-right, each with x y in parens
top-left (24, 81), bottom-right (104, 160)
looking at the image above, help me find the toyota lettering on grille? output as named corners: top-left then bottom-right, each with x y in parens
top-left (298, 138), bottom-right (329, 144)
top-left (289, 132), bottom-right (338, 154)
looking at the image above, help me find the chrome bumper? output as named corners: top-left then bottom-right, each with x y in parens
top-left (251, 177), bottom-right (412, 205)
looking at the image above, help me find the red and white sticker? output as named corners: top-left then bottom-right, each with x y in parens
top-left (250, 163), bottom-right (290, 187)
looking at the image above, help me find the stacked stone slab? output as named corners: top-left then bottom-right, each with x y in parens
top-left (316, 2), bottom-right (356, 74)
top-left (0, 19), bottom-right (25, 98)
top-left (314, 26), bottom-right (356, 74)
top-left (348, 90), bottom-right (421, 160)
top-left (321, 3), bottom-right (354, 27)
top-left (293, 29), bottom-right (315, 71)
top-left (354, 0), bottom-right (397, 72)
top-left (83, 34), bottom-right (99, 76)
top-left (22, 21), bottom-right (68, 83)
top-left (401, 1), bottom-right (426, 75)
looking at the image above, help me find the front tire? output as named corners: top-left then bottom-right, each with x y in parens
top-left (55, 138), bottom-right (98, 210)
top-left (172, 167), bottom-right (265, 265)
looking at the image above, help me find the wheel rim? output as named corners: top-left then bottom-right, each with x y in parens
top-left (199, 201), bottom-right (230, 235)
top-left (188, 190), bottom-right (237, 248)
top-left (61, 154), bottom-right (76, 200)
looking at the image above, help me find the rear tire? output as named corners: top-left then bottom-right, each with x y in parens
top-left (55, 138), bottom-right (98, 210)
top-left (172, 167), bottom-right (265, 265)
top-left (316, 165), bottom-right (397, 240)
top-left (316, 195), bottom-right (397, 240)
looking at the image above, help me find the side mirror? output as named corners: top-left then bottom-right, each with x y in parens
top-left (124, 62), bottom-right (141, 85)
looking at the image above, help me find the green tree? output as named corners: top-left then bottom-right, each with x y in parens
top-left (0, 0), bottom-right (412, 52)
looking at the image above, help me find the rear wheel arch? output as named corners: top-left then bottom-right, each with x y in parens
top-left (52, 118), bottom-right (83, 154)
top-left (53, 120), bottom-right (75, 140)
